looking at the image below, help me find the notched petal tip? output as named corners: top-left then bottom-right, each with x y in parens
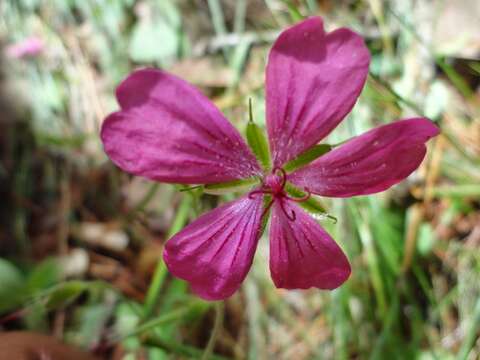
top-left (100, 68), bottom-right (261, 184)
top-left (266, 16), bottom-right (371, 167)
top-left (413, 117), bottom-right (441, 138)
top-left (163, 195), bottom-right (265, 301)
top-left (163, 248), bottom-right (238, 301)
top-left (115, 68), bottom-right (164, 109)
top-left (272, 16), bottom-right (325, 54)
top-left (100, 111), bottom-right (141, 173)
top-left (290, 118), bottom-right (440, 198)
top-left (269, 200), bottom-right (351, 291)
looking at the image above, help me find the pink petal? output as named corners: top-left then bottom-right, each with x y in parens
top-left (290, 118), bottom-right (440, 197)
top-left (269, 199), bottom-right (351, 290)
top-left (266, 17), bottom-right (370, 167)
top-left (101, 68), bottom-right (260, 184)
top-left (163, 195), bottom-right (265, 300)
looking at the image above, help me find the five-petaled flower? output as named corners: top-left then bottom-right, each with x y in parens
top-left (101, 17), bottom-right (439, 300)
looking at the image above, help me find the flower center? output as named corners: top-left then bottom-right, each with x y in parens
top-left (248, 167), bottom-right (311, 221)
top-left (264, 167), bottom-right (288, 197)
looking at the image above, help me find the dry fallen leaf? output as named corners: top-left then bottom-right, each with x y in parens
top-left (0, 331), bottom-right (102, 360)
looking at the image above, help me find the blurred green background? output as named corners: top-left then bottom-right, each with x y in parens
top-left (0, 0), bottom-right (479, 359)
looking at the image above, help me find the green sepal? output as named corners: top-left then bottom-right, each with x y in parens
top-left (246, 121), bottom-right (271, 171)
top-left (285, 182), bottom-right (327, 214)
top-left (179, 185), bottom-right (203, 192)
top-left (260, 195), bottom-right (272, 234)
top-left (283, 144), bottom-right (332, 173)
top-left (204, 177), bottom-right (259, 195)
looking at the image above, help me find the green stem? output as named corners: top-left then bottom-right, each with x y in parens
top-left (143, 194), bottom-right (192, 319)
top-left (127, 183), bottom-right (159, 220)
top-left (457, 299), bottom-right (480, 360)
top-left (144, 335), bottom-right (229, 360)
top-left (368, 73), bottom-right (423, 114)
top-left (201, 302), bottom-right (224, 360)
top-left (233, 0), bottom-right (247, 34)
top-left (117, 302), bottom-right (200, 342)
top-left (429, 184), bottom-right (480, 198)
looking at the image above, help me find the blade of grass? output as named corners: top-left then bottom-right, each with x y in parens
top-left (368, 73), bottom-right (423, 114)
top-left (207, 0), bottom-right (230, 59)
top-left (370, 294), bottom-right (399, 360)
top-left (116, 301), bottom-right (205, 342)
top-left (233, 0), bottom-right (247, 34)
top-left (143, 194), bottom-right (192, 319)
top-left (350, 202), bottom-right (387, 318)
top-left (457, 299), bottom-right (480, 360)
top-left (388, 8), bottom-right (473, 98)
top-left (144, 335), bottom-right (229, 360)
top-left (304, 0), bottom-right (317, 13)
top-left (229, 39), bottom-right (251, 86)
top-left (127, 183), bottom-right (160, 220)
top-left (428, 184), bottom-right (480, 198)
top-left (245, 279), bottom-right (263, 360)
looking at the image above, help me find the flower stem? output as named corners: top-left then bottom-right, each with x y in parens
top-left (201, 301), bottom-right (224, 360)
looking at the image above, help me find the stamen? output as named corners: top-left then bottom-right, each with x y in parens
top-left (280, 199), bottom-right (296, 221)
top-left (285, 187), bottom-right (311, 202)
top-left (327, 214), bottom-right (338, 224)
top-left (248, 188), bottom-right (273, 199)
top-left (261, 199), bottom-right (275, 218)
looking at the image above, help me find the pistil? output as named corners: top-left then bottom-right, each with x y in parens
top-left (248, 166), bottom-right (311, 221)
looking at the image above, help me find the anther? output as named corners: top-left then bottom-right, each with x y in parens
top-left (261, 199), bottom-right (275, 218)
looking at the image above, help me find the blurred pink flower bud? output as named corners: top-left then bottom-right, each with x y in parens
top-left (5, 36), bottom-right (44, 59)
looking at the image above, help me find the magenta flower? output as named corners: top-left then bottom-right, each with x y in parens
top-left (101, 17), bottom-right (439, 300)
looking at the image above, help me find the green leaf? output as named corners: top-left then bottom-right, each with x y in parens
top-left (246, 121), bottom-right (271, 171)
top-left (44, 281), bottom-right (89, 310)
top-left (283, 144), bottom-right (332, 173)
top-left (0, 258), bottom-right (25, 313)
top-left (67, 302), bottom-right (113, 348)
top-left (117, 301), bottom-right (208, 341)
top-left (468, 61), bottom-right (480, 75)
top-left (26, 258), bottom-right (61, 295)
top-left (284, 0), bottom-right (305, 21)
top-left (204, 177), bottom-right (259, 195)
top-left (417, 223), bottom-right (434, 256)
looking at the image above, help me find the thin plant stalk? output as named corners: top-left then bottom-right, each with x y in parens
top-left (201, 301), bottom-right (225, 360)
top-left (143, 194), bottom-right (192, 319)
